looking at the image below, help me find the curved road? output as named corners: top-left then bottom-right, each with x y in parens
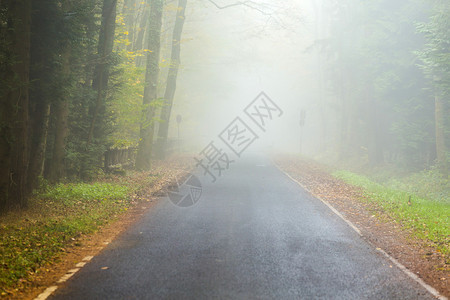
top-left (50, 153), bottom-right (434, 299)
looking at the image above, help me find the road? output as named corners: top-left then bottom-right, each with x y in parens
top-left (50, 153), bottom-right (434, 299)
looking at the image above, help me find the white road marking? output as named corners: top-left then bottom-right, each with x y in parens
top-left (67, 268), bottom-right (79, 273)
top-left (56, 271), bottom-right (77, 283)
top-left (279, 168), bottom-right (362, 235)
top-left (82, 256), bottom-right (94, 261)
top-left (34, 257), bottom-right (95, 299)
top-left (276, 164), bottom-right (448, 300)
top-left (35, 286), bottom-right (58, 300)
top-left (375, 247), bottom-right (447, 300)
top-left (33, 164), bottom-right (447, 300)
top-left (75, 262), bottom-right (87, 268)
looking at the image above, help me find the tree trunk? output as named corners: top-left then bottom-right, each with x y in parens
top-left (48, 101), bottom-right (69, 182)
top-left (366, 87), bottom-right (384, 166)
top-left (135, 0), bottom-right (164, 171)
top-left (48, 47), bottom-right (71, 182)
top-left (87, 0), bottom-right (118, 146)
top-left (435, 94), bottom-right (448, 175)
top-left (0, 0), bottom-right (32, 212)
top-left (27, 103), bottom-right (50, 191)
top-left (155, 0), bottom-right (187, 159)
top-left (134, 3), bottom-right (150, 67)
top-left (134, 5), bottom-right (149, 52)
top-left (338, 67), bottom-right (349, 160)
top-left (311, 0), bottom-right (328, 153)
top-left (123, 0), bottom-right (137, 51)
top-left (27, 0), bottom-right (55, 192)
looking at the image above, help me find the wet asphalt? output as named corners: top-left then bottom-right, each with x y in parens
top-left (50, 153), bottom-right (434, 299)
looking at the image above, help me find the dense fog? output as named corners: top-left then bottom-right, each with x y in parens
top-left (169, 0), bottom-right (446, 171)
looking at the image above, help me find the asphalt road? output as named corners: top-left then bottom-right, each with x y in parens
top-left (50, 153), bottom-right (434, 299)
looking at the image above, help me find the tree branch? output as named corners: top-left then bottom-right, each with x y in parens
top-left (206, 0), bottom-right (250, 10)
top-left (206, 0), bottom-right (278, 16)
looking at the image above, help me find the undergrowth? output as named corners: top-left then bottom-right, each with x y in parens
top-left (333, 170), bottom-right (449, 256)
top-left (0, 175), bottom-right (157, 295)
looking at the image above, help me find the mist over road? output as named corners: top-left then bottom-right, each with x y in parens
top-left (50, 153), bottom-right (433, 299)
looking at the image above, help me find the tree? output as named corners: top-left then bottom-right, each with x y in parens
top-left (316, 0), bottom-right (435, 168)
top-left (48, 0), bottom-right (73, 182)
top-left (0, 0), bottom-right (32, 211)
top-left (155, 0), bottom-right (187, 159)
top-left (27, 0), bottom-right (60, 191)
top-left (136, 0), bottom-right (164, 170)
top-left (417, 2), bottom-right (450, 175)
top-left (87, 0), bottom-right (118, 146)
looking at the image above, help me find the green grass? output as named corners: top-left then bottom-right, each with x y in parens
top-left (333, 170), bottom-right (449, 255)
top-left (0, 176), bottom-right (156, 295)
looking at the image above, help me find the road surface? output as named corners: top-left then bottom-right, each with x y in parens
top-left (50, 153), bottom-right (434, 299)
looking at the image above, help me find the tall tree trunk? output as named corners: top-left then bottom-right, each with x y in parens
top-left (47, 0), bottom-right (74, 183)
top-left (27, 103), bottom-right (50, 191)
top-left (48, 100), bottom-right (69, 182)
top-left (87, 0), bottom-right (118, 146)
top-left (48, 44), bottom-right (71, 182)
top-left (27, 0), bottom-right (55, 192)
top-left (0, 0), bottom-right (31, 212)
top-left (366, 87), bottom-right (384, 166)
top-left (311, 0), bottom-right (327, 153)
top-left (123, 0), bottom-right (137, 51)
top-left (155, 0), bottom-right (187, 159)
top-left (134, 3), bottom-right (150, 67)
top-left (134, 5), bottom-right (149, 52)
top-left (435, 94), bottom-right (448, 175)
top-left (135, 0), bottom-right (163, 171)
top-left (338, 66), bottom-right (349, 160)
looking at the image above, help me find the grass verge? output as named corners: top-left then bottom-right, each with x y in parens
top-left (333, 170), bottom-right (449, 256)
top-left (0, 173), bottom-right (159, 295)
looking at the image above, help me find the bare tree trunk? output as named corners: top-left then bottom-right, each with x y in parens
top-left (135, 0), bottom-right (163, 171)
top-left (155, 0), bottom-right (187, 159)
top-left (0, 0), bottom-right (31, 212)
top-left (435, 94), bottom-right (448, 175)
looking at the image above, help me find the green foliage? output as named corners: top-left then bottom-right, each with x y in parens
top-left (333, 170), bottom-right (449, 254)
top-left (38, 182), bottom-right (129, 205)
top-left (416, 2), bottom-right (450, 94)
top-left (58, 0), bottom-right (126, 180)
top-left (107, 49), bottom-right (146, 148)
top-left (0, 178), bottom-right (140, 293)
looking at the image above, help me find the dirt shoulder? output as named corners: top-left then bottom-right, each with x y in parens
top-left (8, 156), bottom-right (192, 300)
top-left (274, 154), bottom-right (449, 298)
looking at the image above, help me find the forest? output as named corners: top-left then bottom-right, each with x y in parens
top-left (0, 0), bottom-right (448, 211)
top-left (0, 0), bottom-right (449, 297)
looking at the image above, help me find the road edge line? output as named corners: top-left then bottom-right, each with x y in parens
top-left (32, 256), bottom-right (97, 300)
top-left (34, 286), bottom-right (57, 300)
top-left (275, 164), bottom-right (447, 300)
